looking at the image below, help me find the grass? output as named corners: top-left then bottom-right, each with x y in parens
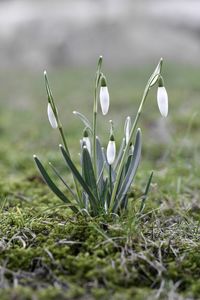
top-left (0, 63), bottom-right (200, 299)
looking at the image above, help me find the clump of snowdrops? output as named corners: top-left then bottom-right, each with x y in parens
top-left (34, 57), bottom-right (168, 216)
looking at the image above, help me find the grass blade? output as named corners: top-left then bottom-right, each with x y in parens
top-left (139, 171), bottom-right (153, 213)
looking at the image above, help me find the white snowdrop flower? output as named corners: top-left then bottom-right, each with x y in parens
top-left (83, 130), bottom-right (91, 155)
top-left (47, 103), bottom-right (58, 128)
top-left (106, 135), bottom-right (116, 165)
top-left (100, 75), bottom-right (110, 115)
top-left (157, 77), bottom-right (168, 117)
top-left (124, 116), bottom-right (131, 145)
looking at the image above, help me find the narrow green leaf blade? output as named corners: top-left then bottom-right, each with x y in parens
top-left (139, 171), bottom-right (153, 213)
top-left (33, 155), bottom-right (78, 213)
top-left (113, 128), bottom-right (142, 211)
top-left (59, 145), bottom-right (98, 207)
top-left (113, 138), bottom-right (126, 170)
top-left (96, 137), bottom-right (105, 195)
top-left (82, 146), bottom-right (99, 201)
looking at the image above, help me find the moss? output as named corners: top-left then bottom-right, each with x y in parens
top-left (1, 66), bottom-right (200, 299)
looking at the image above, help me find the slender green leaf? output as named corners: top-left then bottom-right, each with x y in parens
top-left (82, 146), bottom-right (99, 201)
top-left (96, 137), bottom-right (105, 195)
top-left (48, 162), bottom-right (77, 201)
top-left (120, 194), bottom-right (128, 210)
top-left (33, 155), bottom-right (78, 213)
top-left (59, 145), bottom-right (98, 209)
top-left (139, 171), bottom-right (153, 213)
top-left (115, 153), bottom-right (133, 198)
top-left (113, 138), bottom-right (126, 170)
top-left (113, 128), bottom-right (142, 211)
top-left (101, 178), bottom-right (109, 209)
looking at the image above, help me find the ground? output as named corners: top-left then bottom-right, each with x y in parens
top-left (0, 64), bottom-right (200, 299)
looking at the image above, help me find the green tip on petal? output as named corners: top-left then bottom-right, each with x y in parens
top-left (110, 134), bottom-right (115, 141)
top-left (83, 129), bottom-right (89, 137)
top-left (100, 75), bottom-right (107, 87)
top-left (158, 76), bottom-right (164, 87)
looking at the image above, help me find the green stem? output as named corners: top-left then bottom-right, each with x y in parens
top-left (93, 56), bottom-right (103, 180)
top-left (109, 165), bottom-right (113, 195)
top-left (109, 83), bottom-right (150, 211)
top-left (92, 97), bottom-right (97, 179)
top-left (59, 126), bottom-right (70, 155)
top-left (44, 72), bottom-right (82, 205)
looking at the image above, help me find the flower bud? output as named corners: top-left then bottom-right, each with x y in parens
top-left (47, 103), bottom-right (58, 128)
top-left (83, 129), bottom-right (91, 155)
top-left (100, 75), bottom-right (110, 115)
top-left (157, 77), bottom-right (168, 117)
top-left (124, 116), bottom-right (131, 145)
top-left (106, 134), bottom-right (116, 165)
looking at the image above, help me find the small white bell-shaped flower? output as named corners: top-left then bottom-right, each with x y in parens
top-left (157, 77), bottom-right (168, 117)
top-left (124, 116), bottom-right (131, 145)
top-left (106, 134), bottom-right (116, 165)
top-left (82, 129), bottom-right (91, 155)
top-left (100, 75), bottom-right (110, 115)
top-left (47, 102), bottom-right (58, 128)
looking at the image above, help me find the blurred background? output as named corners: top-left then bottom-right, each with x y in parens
top-left (0, 0), bottom-right (200, 70)
top-left (0, 0), bottom-right (200, 179)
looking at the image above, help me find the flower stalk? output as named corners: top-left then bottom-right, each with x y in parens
top-left (109, 58), bottom-right (163, 211)
top-left (92, 56), bottom-right (103, 178)
top-left (44, 71), bottom-right (81, 202)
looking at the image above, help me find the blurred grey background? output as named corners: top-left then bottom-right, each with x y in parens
top-left (0, 0), bottom-right (200, 70)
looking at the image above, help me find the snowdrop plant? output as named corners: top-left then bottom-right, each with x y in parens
top-left (34, 56), bottom-right (168, 216)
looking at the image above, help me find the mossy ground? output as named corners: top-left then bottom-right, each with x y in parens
top-left (0, 64), bottom-right (200, 299)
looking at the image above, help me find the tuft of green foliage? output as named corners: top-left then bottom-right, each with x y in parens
top-left (34, 57), bottom-right (166, 216)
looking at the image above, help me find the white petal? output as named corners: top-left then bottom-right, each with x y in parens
top-left (124, 116), bottom-right (131, 145)
top-left (47, 103), bottom-right (58, 128)
top-left (157, 87), bottom-right (168, 117)
top-left (100, 86), bottom-right (110, 115)
top-left (106, 140), bottom-right (116, 165)
top-left (83, 137), bottom-right (91, 155)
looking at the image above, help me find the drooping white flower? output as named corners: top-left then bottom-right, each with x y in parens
top-left (100, 75), bottom-right (110, 115)
top-left (47, 102), bottom-right (58, 128)
top-left (157, 77), bottom-right (168, 117)
top-left (106, 135), bottom-right (116, 165)
top-left (83, 130), bottom-right (91, 155)
top-left (124, 116), bottom-right (131, 145)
